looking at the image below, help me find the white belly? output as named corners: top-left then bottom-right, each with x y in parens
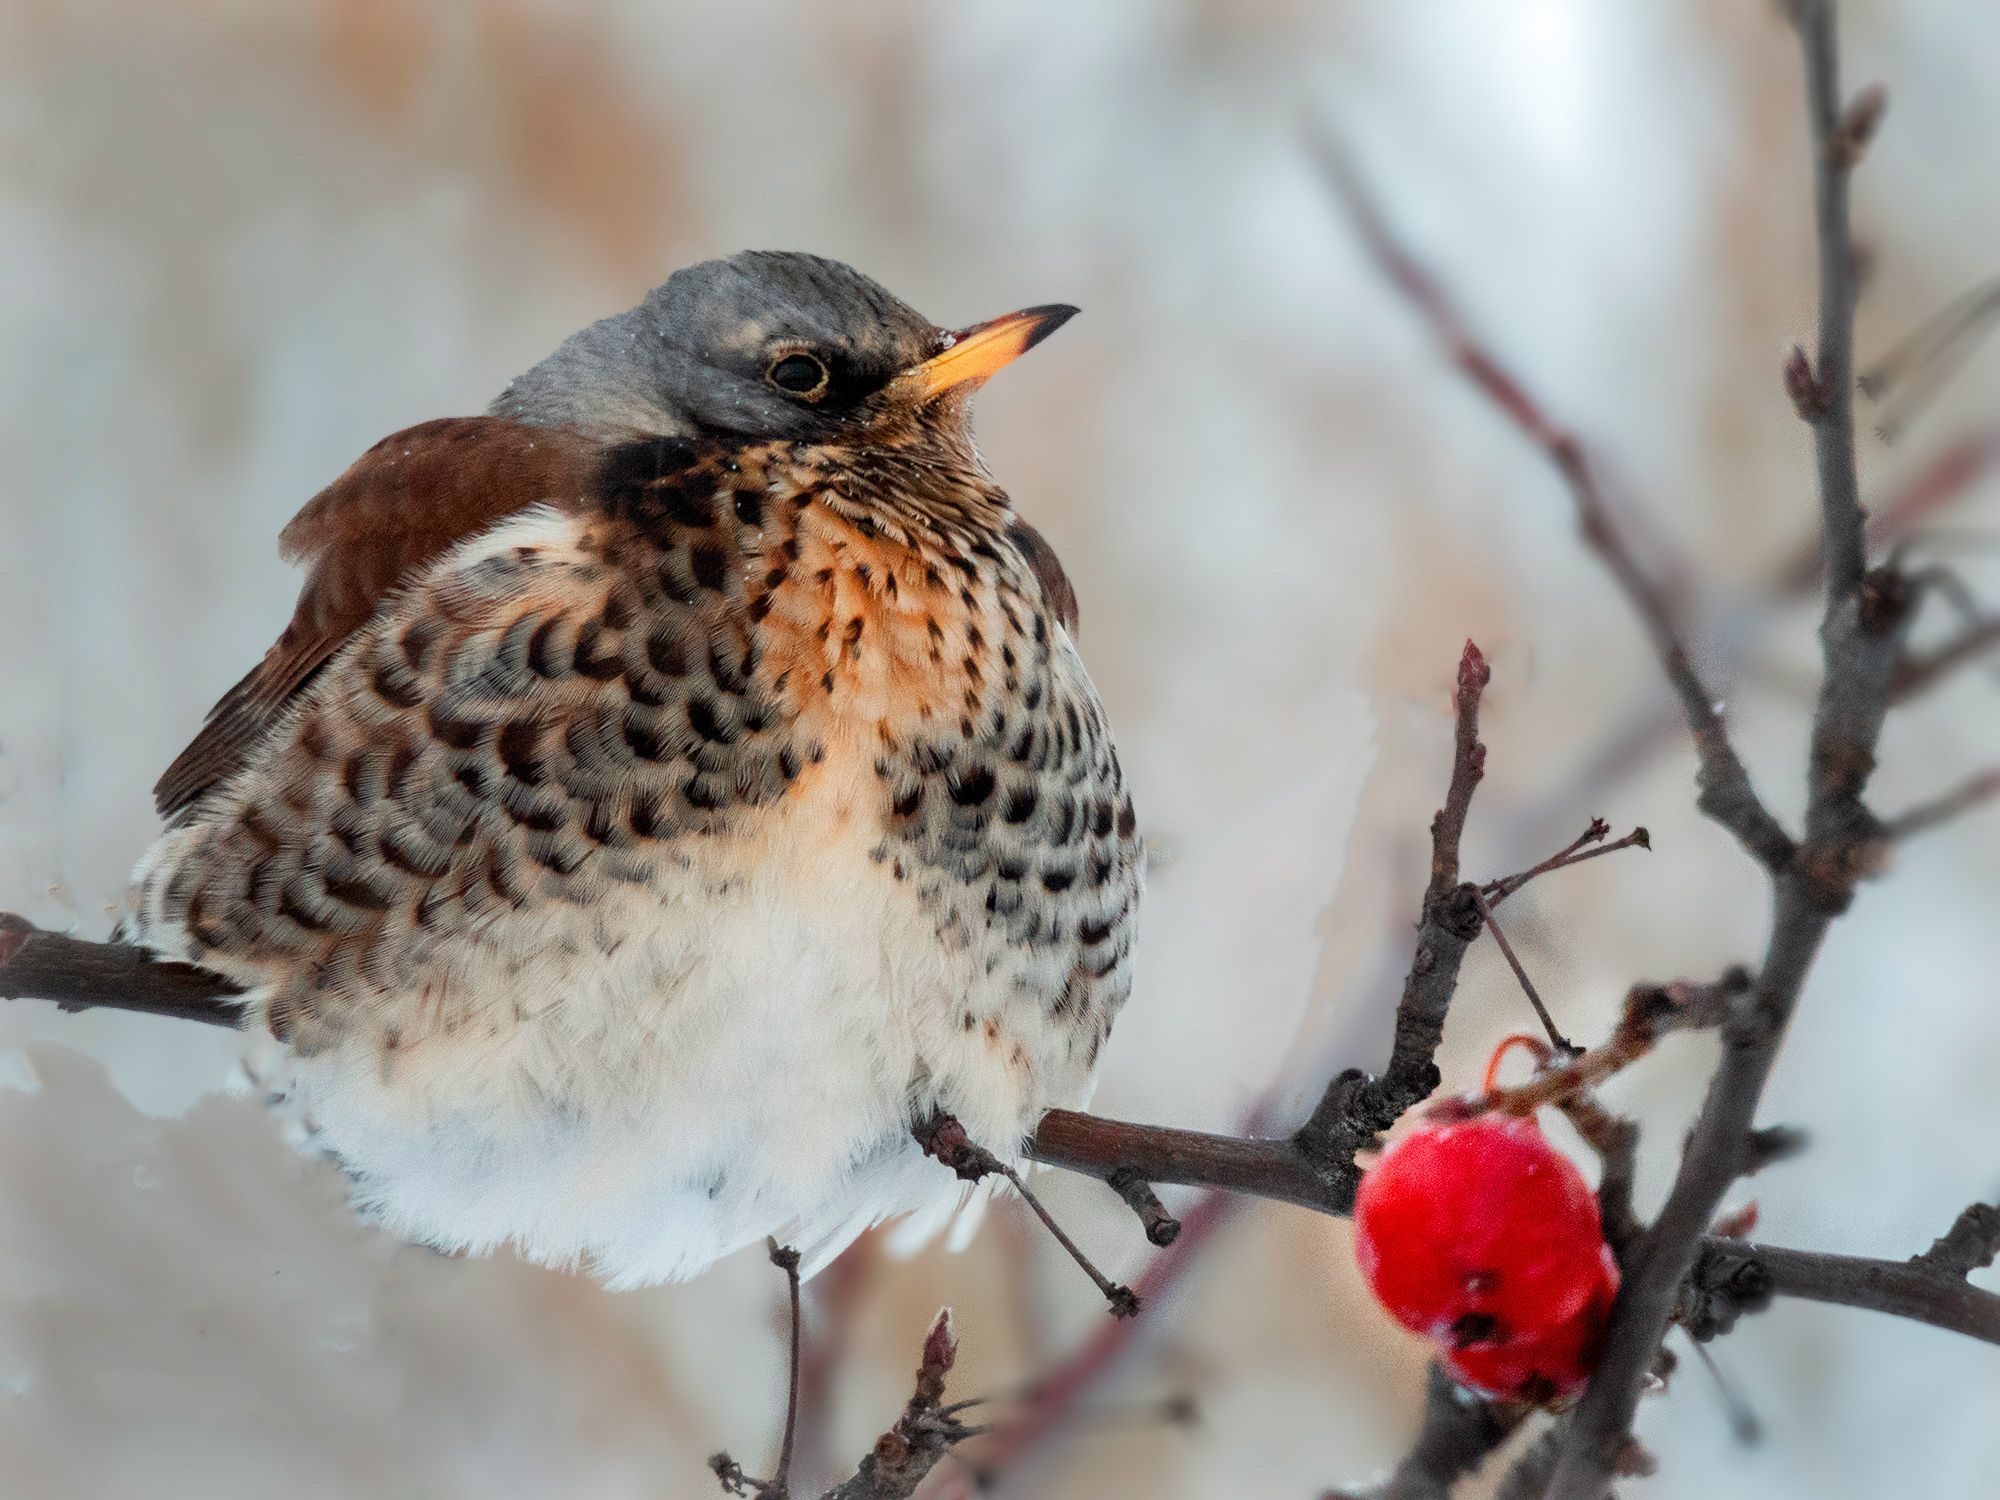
top-left (284, 814), bottom-right (1043, 1288)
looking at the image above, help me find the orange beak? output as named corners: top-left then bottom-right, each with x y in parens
top-left (893, 304), bottom-right (1079, 402)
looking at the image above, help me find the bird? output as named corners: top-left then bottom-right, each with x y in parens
top-left (123, 251), bottom-right (1143, 1289)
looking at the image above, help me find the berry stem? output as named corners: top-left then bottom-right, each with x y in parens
top-left (1481, 1033), bottom-right (1555, 1096)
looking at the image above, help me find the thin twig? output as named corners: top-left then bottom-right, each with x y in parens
top-left (1483, 817), bottom-right (1610, 902)
top-left (1683, 1333), bottom-right (1764, 1446)
top-left (1860, 278), bottom-right (2000, 442)
top-left (1542, 424), bottom-right (2000, 856)
top-left (794, 1236), bottom-right (880, 1488)
top-left (914, 1112), bottom-right (1139, 1318)
top-left (1799, 24), bottom-right (1873, 596)
top-left (1891, 616), bottom-right (2000, 702)
top-left (1290, 642), bottom-right (1493, 1194)
top-left (1477, 974), bottom-right (1749, 1120)
top-left (774, 1241), bottom-right (804, 1496)
top-left (1428, 640), bottom-right (1490, 903)
top-left (1682, 1202), bottom-right (2000, 1349)
top-left (1036, 641), bottom-right (1502, 1229)
top-left (1312, 132), bottom-right (1797, 874)
top-left (711, 1242), bottom-right (807, 1500)
top-left (818, 1309), bottom-right (977, 1500)
top-left (1875, 767), bottom-right (2000, 842)
top-left (923, 1193), bottom-right (1232, 1500)
top-left (1560, 1089), bottom-right (1644, 1261)
top-left (1482, 820), bottom-right (1650, 905)
top-left (1322, 1363), bottom-right (1525, 1500)
top-left (1469, 886), bottom-right (1573, 1053)
top-left (1546, 7), bottom-right (1911, 1492)
top-left (1106, 1167), bottom-right (1183, 1247)
top-left (1781, 427), bottom-right (2000, 592)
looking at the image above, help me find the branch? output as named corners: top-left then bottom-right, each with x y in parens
top-left (1776, 425), bottom-right (2000, 595)
top-left (1878, 768), bottom-right (2000, 841)
top-left (1033, 640), bottom-right (1495, 1218)
top-left (1681, 1203), bottom-right (2000, 1348)
top-left (920, 1192), bottom-right (1233, 1499)
top-left (1544, 423), bottom-right (1999, 848)
top-left (1323, 1363), bottom-right (1524, 1500)
top-left (1291, 643), bottom-right (1491, 1184)
top-left (819, 1310), bottom-right (977, 1500)
top-left (1030, 1110), bottom-right (1340, 1214)
top-left (1469, 886), bottom-right (1572, 1053)
top-left (915, 1112), bottom-right (1138, 1318)
top-left (1919, 1201), bottom-right (2000, 1276)
top-left (719, 1309), bottom-right (993, 1500)
top-left (1800, 40), bottom-right (1876, 598)
top-left (1546, 8), bottom-right (1911, 1492)
top-left (0, 914), bottom-right (242, 1027)
top-left (1312, 134), bottom-right (1796, 874)
top-left (1890, 616), bottom-right (2000, 702)
top-left (1477, 974), bottom-right (1748, 1119)
top-left (1860, 279), bottom-right (2000, 442)
top-left (1481, 820), bottom-right (1649, 905)
top-left (711, 1242), bottom-right (807, 1500)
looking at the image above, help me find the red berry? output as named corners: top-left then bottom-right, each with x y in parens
top-left (1354, 1113), bottom-right (1608, 1349)
top-left (1444, 1250), bottom-right (1618, 1401)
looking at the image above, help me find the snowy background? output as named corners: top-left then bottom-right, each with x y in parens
top-left (3, 2), bottom-right (1999, 1496)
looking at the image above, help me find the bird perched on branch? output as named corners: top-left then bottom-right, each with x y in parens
top-left (123, 251), bottom-right (1142, 1287)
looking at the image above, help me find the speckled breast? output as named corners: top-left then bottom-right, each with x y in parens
top-left (134, 432), bottom-right (1142, 1136)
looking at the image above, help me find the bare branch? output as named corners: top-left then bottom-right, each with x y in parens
top-left (1106, 1167), bottom-right (1183, 1247)
top-left (1796, 15), bottom-right (1873, 596)
top-left (1890, 616), bottom-right (2000, 702)
top-left (1290, 643), bottom-right (1493, 1188)
top-left (1876, 768), bottom-right (2000, 842)
top-left (1477, 974), bottom-right (1749, 1120)
top-left (774, 1242), bottom-right (805, 1496)
top-left (1917, 1201), bottom-right (2000, 1278)
top-left (0, 914), bottom-right (242, 1027)
top-left (1782, 428), bottom-right (2000, 594)
top-left (924, 1193), bottom-right (1232, 1495)
top-left (915, 1111), bottom-right (1139, 1318)
top-left (1482, 821), bottom-right (1649, 906)
top-left (1030, 1109), bottom-right (1342, 1214)
top-left (1546, 8), bottom-right (1915, 1492)
top-left (1323, 1363), bottom-right (1524, 1500)
top-left (1860, 280), bottom-right (2000, 443)
top-left (1557, 1089), bottom-right (1643, 1261)
top-left (818, 1310), bottom-right (979, 1500)
top-left (1312, 133), bottom-right (1796, 873)
top-left (1469, 886), bottom-right (1573, 1054)
top-left (711, 1242), bottom-right (808, 1500)
top-left (1683, 1203), bottom-right (2000, 1349)
top-left (1036, 640), bottom-right (1499, 1221)
top-left (1427, 641), bottom-right (1490, 903)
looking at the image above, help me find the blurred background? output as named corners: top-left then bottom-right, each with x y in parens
top-left (3, 1), bottom-right (1998, 1495)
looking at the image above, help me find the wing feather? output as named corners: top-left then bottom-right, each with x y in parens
top-left (154, 418), bottom-right (599, 818)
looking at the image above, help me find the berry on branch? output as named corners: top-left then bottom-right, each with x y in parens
top-left (1352, 1036), bottom-right (1618, 1402)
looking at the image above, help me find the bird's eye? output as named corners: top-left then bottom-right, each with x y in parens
top-left (765, 352), bottom-right (831, 398)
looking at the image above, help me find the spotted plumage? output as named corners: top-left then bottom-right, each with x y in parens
top-left (126, 252), bottom-right (1141, 1285)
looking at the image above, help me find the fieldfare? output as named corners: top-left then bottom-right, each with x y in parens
top-left (126, 251), bottom-right (1142, 1287)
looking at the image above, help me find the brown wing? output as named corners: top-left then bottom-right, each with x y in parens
top-left (154, 417), bottom-right (601, 819)
top-left (1006, 517), bottom-right (1079, 635)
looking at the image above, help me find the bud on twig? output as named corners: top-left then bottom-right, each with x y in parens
top-left (1829, 83), bottom-right (1889, 169)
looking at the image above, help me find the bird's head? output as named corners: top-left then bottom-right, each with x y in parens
top-left (492, 250), bottom-right (1075, 459)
